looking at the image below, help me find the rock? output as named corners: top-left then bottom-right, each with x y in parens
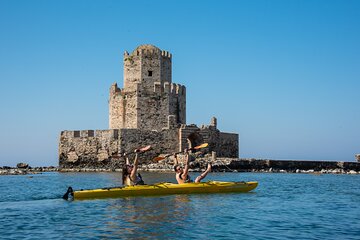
top-left (17, 163), bottom-right (29, 168)
top-left (348, 170), bottom-right (357, 174)
top-left (331, 169), bottom-right (340, 174)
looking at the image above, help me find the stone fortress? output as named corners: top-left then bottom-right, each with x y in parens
top-left (59, 44), bottom-right (238, 169)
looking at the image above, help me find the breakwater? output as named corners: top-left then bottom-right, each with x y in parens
top-left (141, 158), bottom-right (360, 174)
top-left (0, 166), bottom-right (58, 175)
top-left (214, 158), bottom-right (360, 174)
top-left (2, 159), bottom-right (360, 175)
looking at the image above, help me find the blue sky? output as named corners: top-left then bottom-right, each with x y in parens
top-left (0, 0), bottom-right (359, 166)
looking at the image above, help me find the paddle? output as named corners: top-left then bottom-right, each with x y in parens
top-left (120, 145), bottom-right (152, 156)
top-left (112, 145), bottom-right (151, 160)
top-left (137, 145), bottom-right (151, 153)
top-left (153, 143), bottom-right (209, 162)
top-left (193, 143), bottom-right (208, 150)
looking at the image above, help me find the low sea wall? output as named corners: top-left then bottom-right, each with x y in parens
top-left (2, 159), bottom-right (360, 175)
top-left (214, 158), bottom-right (360, 174)
top-left (0, 166), bottom-right (58, 175)
top-left (139, 158), bottom-right (360, 174)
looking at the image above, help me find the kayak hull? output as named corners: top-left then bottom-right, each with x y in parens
top-left (73, 181), bottom-right (258, 200)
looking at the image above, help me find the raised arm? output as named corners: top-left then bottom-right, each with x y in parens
top-left (173, 153), bottom-right (179, 165)
top-left (123, 152), bottom-right (130, 165)
top-left (130, 151), bottom-right (139, 181)
top-left (181, 151), bottom-right (190, 179)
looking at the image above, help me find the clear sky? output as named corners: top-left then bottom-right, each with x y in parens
top-left (0, 0), bottom-right (359, 166)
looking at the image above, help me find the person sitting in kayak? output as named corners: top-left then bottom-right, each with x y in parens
top-left (122, 150), bottom-right (145, 186)
top-left (174, 149), bottom-right (212, 184)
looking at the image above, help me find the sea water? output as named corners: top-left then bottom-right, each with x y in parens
top-left (0, 172), bottom-right (359, 239)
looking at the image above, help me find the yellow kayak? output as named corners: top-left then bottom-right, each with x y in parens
top-left (63, 181), bottom-right (258, 200)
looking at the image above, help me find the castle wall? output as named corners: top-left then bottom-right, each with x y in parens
top-left (140, 50), bottom-right (161, 91)
top-left (109, 83), bottom-right (140, 129)
top-left (217, 132), bottom-right (239, 158)
top-left (123, 51), bottom-right (142, 92)
top-left (179, 121), bottom-right (239, 158)
top-left (161, 51), bottom-right (172, 84)
top-left (168, 83), bottom-right (186, 125)
top-left (59, 122), bottom-right (180, 169)
top-left (109, 83), bottom-right (123, 129)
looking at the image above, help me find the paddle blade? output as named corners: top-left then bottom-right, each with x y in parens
top-left (138, 145), bottom-right (151, 152)
top-left (62, 187), bottom-right (73, 200)
top-left (193, 143), bottom-right (209, 150)
top-left (153, 156), bottom-right (166, 162)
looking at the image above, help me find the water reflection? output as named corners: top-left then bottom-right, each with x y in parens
top-left (102, 195), bottom-right (191, 238)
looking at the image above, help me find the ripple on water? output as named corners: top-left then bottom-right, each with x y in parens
top-left (0, 172), bottom-right (359, 239)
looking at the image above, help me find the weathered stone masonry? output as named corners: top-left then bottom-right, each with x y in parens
top-left (109, 45), bottom-right (185, 131)
top-left (59, 45), bottom-right (239, 168)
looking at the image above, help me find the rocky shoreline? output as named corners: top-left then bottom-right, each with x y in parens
top-left (0, 166), bottom-right (58, 175)
top-left (2, 158), bottom-right (360, 175)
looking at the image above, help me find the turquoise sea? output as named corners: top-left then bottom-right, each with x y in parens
top-left (0, 172), bottom-right (359, 239)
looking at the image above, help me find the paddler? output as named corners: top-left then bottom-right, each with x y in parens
top-left (174, 149), bottom-right (211, 184)
top-left (122, 149), bottom-right (145, 186)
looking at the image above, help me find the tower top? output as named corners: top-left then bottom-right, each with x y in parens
top-left (125, 44), bottom-right (162, 56)
top-left (133, 44), bottom-right (160, 53)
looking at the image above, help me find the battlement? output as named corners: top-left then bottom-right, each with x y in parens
top-left (171, 83), bottom-right (185, 95)
top-left (60, 129), bottom-right (122, 141)
top-left (125, 44), bottom-right (162, 58)
top-left (61, 130), bottom-right (109, 138)
top-left (153, 82), bottom-right (186, 95)
top-left (161, 50), bottom-right (172, 59)
top-left (110, 82), bottom-right (121, 96)
top-left (123, 45), bottom-right (172, 59)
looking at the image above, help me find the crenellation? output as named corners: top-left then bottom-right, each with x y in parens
top-left (180, 85), bottom-right (186, 95)
top-left (176, 84), bottom-right (182, 95)
top-left (167, 115), bottom-right (177, 129)
top-left (164, 82), bottom-right (170, 93)
top-left (88, 130), bottom-right (95, 137)
top-left (210, 117), bottom-right (217, 128)
top-left (154, 82), bottom-right (162, 94)
top-left (170, 83), bottom-right (177, 94)
top-left (80, 130), bottom-right (89, 138)
top-left (74, 131), bottom-right (80, 138)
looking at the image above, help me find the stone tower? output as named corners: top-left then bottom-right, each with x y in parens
top-left (109, 45), bottom-right (186, 131)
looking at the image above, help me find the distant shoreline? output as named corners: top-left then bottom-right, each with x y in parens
top-left (1, 158), bottom-right (359, 175)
